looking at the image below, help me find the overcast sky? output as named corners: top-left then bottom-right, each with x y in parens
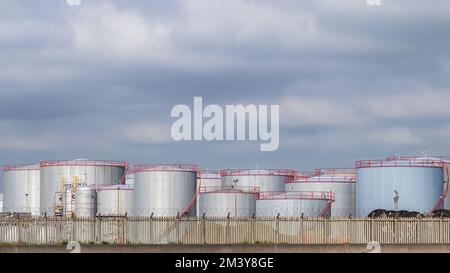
top-left (1, 0), bottom-right (450, 190)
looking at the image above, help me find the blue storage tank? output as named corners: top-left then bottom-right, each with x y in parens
top-left (356, 157), bottom-right (448, 217)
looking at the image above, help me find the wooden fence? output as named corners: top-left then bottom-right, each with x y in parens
top-left (1, 217), bottom-right (450, 245)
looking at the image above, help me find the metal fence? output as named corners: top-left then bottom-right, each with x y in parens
top-left (1, 217), bottom-right (450, 245)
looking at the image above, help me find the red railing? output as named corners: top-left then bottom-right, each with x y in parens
top-left (288, 174), bottom-right (356, 184)
top-left (3, 164), bottom-right (40, 171)
top-left (40, 160), bottom-right (128, 168)
top-left (220, 169), bottom-right (296, 177)
top-left (313, 168), bottom-right (356, 175)
top-left (94, 184), bottom-right (134, 191)
top-left (355, 158), bottom-right (447, 169)
top-left (198, 170), bottom-right (221, 179)
top-left (132, 164), bottom-right (199, 173)
top-left (199, 186), bottom-right (260, 194)
top-left (258, 191), bottom-right (334, 201)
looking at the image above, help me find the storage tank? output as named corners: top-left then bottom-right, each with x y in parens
top-left (2, 164), bottom-right (41, 215)
top-left (220, 169), bottom-right (295, 192)
top-left (256, 191), bottom-right (333, 217)
top-left (197, 170), bottom-right (221, 189)
top-left (285, 168), bottom-right (356, 217)
top-left (39, 159), bottom-right (127, 216)
top-left (197, 186), bottom-right (259, 217)
top-left (356, 157), bottom-right (447, 217)
top-left (63, 185), bottom-right (75, 217)
top-left (75, 185), bottom-right (96, 218)
top-left (133, 164), bottom-right (198, 217)
top-left (97, 184), bottom-right (134, 216)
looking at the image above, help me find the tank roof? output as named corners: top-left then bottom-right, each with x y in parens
top-left (356, 157), bottom-right (447, 169)
top-left (199, 186), bottom-right (260, 194)
top-left (40, 160), bottom-right (128, 168)
top-left (258, 191), bottom-right (334, 201)
top-left (132, 164), bottom-right (198, 173)
top-left (220, 169), bottom-right (296, 176)
top-left (3, 164), bottom-right (40, 171)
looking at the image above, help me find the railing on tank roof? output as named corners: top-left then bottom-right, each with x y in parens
top-left (198, 170), bottom-right (221, 179)
top-left (258, 191), bottom-right (334, 201)
top-left (132, 164), bottom-right (199, 173)
top-left (219, 169), bottom-right (297, 177)
top-left (383, 156), bottom-right (450, 165)
top-left (94, 184), bottom-right (134, 191)
top-left (313, 168), bottom-right (356, 175)
top-left (2, 164), bottom-right (40, 171)
top-left (199, 186), bottom-right (260, 194)
top-left (286, 174), bottom-right (356, 184)
top-left (355, 158), bottom-right (447, 169)
top-left (40, 160), bottom-right (128, 168)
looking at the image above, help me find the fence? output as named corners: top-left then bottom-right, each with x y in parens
top-left (1, 217), bottom-right (450, 245)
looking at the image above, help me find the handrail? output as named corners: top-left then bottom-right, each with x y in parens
top-left (220, 169), bottom-right (296, 177)
top-left (40, 160), bottom-right (128, 168)
top-left (258, 191), bottom-right (334, 201)
top-left (3, 164), bottom-right (40, 171)
top-left (133, 164), bottom-right (199, 173)
top-left (199, 186), bottom-right (260, 194)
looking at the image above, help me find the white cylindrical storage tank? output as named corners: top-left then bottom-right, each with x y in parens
top-left (256, 191), bottom-right (333, 217)
top-left (197, 170), bottom-right (221, 189)
top-left (63, 186), bottom-right (75, 217)
top-left (75, 185), bottom-right (96, 218)
top-left (133, 164), bottom-right (198, 217)
top-left (39, 159), bottom-right (127, 216)
top-left (356, 157), bottom-right (447, 217)
top-left (97, 184), bottom-right (134, 216)
top-left (220, 169), bottom-right (295, 192)
top-left (2, 164), bottom-right (41, 215)
top-left (285, 168), bottom-right (356, 217)
top-left (197, 186), bottom-right (259, 217)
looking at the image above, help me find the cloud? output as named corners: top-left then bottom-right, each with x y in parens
top-left (368, 127), bottom-right (422, 145)
top-left (122, 121), bottom-right (172, 144)
top-left (71, 2), bottom-right (171, 60)
top-left (366, 88), bottom-right (450, 119)
top-left (279, 96), bottom-right (365, 127)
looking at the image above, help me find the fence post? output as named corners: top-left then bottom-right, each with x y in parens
top-left (370, 219), bottom-right (374, 243)
top-left (394, 219), bottom-right (397, 244)
top-left (275, 218), bottom-right (280, 244)
top-left (17, 218), bottom-right (21, 245)
top-left (122, 217), bottom-right (127, 244)
top-left (300, 218), bottom-right (304, 244)
top-left (176, 218), bottom-right (180, 244)
top-left (226, 218), bottom-right (230, 244)
top-left (202, 217), bottom-right (206, 245)
top-left (71, 218), bottom-right (75, 242)
top-left (251, 218), bottom-right (255, 244)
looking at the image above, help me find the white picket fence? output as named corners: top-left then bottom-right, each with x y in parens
top-left (1, 217), bottom-right (450, 245)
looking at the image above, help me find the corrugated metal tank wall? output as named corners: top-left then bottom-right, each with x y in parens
top-left (256, 191), bottom-right (332, 217)
top-left (197, 187), bottom-right (257, 217)
top-left (356, 158), bottom-right (445, 217)
top-left (2, 165), bottom-right (40, 215)
top-left (75, 185), bottom-right (96, 218)
top-left (39, 159), bottom-right (127, 216)
top-left (97, 185), bottom-right (134, 216)
top-left (133, 164), bottom-right (198, 217)
top-left (220, 169), bottom-right (295, 192)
